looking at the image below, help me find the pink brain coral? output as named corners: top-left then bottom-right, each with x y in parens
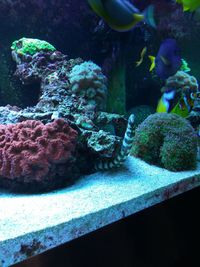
top-left (0, 119), bottom-right (78, 187)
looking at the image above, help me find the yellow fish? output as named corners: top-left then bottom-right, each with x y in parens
top-left (135, 47), bottom-right (147, 67)
top-left (148, 55), bottom-right (155, 71)
top-left (156, 90), bottom-right (194, 118)
top-left (170, 99), bottom-right (192, 117)
top-left (148, 55), bottom-right (171, 72)
top-left (156, 90), bottom-right (176, 113)
top-left (176, 0), bottom-right (200, 12)
top-left (135, 51), bottom-right (156, 71)
top-left (87, 0), bottom-right (156, 32)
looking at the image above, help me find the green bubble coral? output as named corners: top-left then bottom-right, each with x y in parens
top-left (11, 37), bottom-right (56, 56)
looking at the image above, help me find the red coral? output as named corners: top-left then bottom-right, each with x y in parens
top-left (0, 119), bottom-right (77, 184)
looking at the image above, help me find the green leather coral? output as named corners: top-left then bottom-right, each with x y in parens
top-left (11, 37), bottom-right (56, 56)
top-left (131, 113), bottom-right (197, 171)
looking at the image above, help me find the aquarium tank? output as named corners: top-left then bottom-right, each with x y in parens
top-left (0, 0), bottom-right (199, 193)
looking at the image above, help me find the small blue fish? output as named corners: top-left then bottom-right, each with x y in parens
top-left (87, 0), bottom-right (156, 32)
top-left (155, 39), bottom-right (182, 80)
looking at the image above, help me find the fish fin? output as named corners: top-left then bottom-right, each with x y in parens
top-left (106, 22), bottom-right (136, 32)
top-left (87, 0), bottom-right (107, 18)
top-left (156, 97), bottom-right (167, 113)
top-left (110, 13), bottom-right (143, 32)
top-left (120, 0), bottom-right (140, 13)
top-left (135, 47), bottom-right (147, 67)
top-left (176, 0), bottom-right (191, 12)
top-left (175, 0), bottom-right (189, 11)
top-left (171, 98), bottom-right (190, 117)
top-left (183, 96), bottom-right (192, 111)
top-left (141, 47), bottom-right (147, 57)
top-left (133, 13), bottom-right (144, 24)
top-left (183, 6), bottom-right (190, 12)
top-left (143, 5), bottom-right (156, 28)
top-left (160, 55), bottom-right (170, 66)
top-left (135, 60), bottom-right (142, 67)
top-left (166, 92), bottom-right (176, 113)
top-left (148, 55), bottom-right (155, 71)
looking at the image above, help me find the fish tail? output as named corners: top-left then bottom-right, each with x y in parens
top-left (156, 97), bottom-right (167, 113)
top-left (143, 5), bottom-right (156, 28)
top-left (148, 55), bottom-right (155, 72)
top-left (135, 60), bottom-right (142, 67)
top-left (87, 0), bottom-right (105, 17)
top-left (183, 6), bottom-right (190, 12)
top-left (136, 47), bottom-right (147, 67)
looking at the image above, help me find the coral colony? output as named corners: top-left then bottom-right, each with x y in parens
top-left (131, 113), bottom-right (197, 171)
top-left (0, 119), bottom-right (78, 191)
top-left (0, 38), bottom-right (129, 191)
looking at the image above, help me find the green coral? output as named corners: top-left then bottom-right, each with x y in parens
top-left (131, 113), bottom-right (197, 171)
top-left (180, 58), bottom-right (191, 73)
top-left (11, 37), bottom-right (56, 56)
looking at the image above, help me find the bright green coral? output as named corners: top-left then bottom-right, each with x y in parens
top-left (180, 58), bottom-right (191, 72)
top-left (11, 37), bottom-right (56, 56)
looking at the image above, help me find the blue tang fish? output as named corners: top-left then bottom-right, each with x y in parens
top-left (155, 38), bottom-right (182, 80)
top-left (87, 0), bottom-right (156, 32)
